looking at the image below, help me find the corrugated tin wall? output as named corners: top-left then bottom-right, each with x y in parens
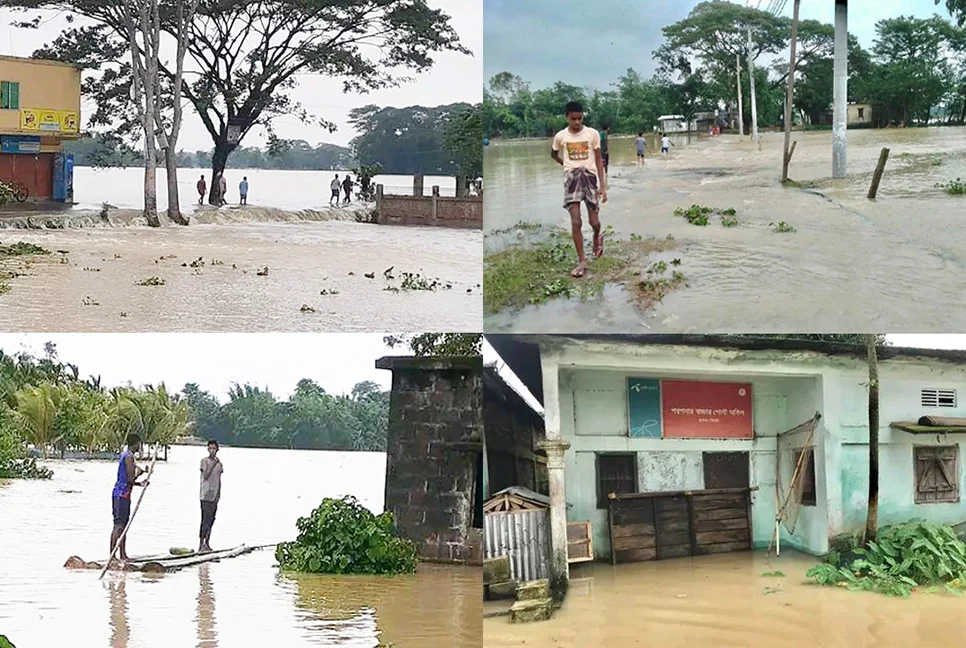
top-left (484, 509), bottom-right (550, 581)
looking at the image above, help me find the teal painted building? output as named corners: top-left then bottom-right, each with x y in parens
top-left (488, 335), bottom-right (966, 581)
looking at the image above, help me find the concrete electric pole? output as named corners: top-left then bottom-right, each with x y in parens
top-left (736, 53), bottom-right (745, 138)
top-left (832, 0), bottom-right (849, 178)
top-left (747, 27), bottom-right (759, 144)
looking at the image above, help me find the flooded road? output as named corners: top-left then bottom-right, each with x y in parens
top-left (0, 446), bottom-right (480, 648)
top-left (483, 550), bottom-right (966, 648)
top-left (484, 128), bottom-right (966, 332)
top-left (0, 221), bottom-right (482, 332)
top-left (72, 167), bottom-right (458, 212)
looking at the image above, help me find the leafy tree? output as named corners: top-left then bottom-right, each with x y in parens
top-left (444, 103), bottom-right (483, 180)
top-left (384, 333), bottom-right (482, 356)
top-left (349, 103), bottom-right (474, 175)
top-left (942, 0), bottom-right (966, 26)
top-left (3, 0), bottom-right (469, 202)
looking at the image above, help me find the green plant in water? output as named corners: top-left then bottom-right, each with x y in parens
top-left (720, 208), bottom-right (736, 216)
top-left (0, 242), bottom-right (50, 257)
top-left (760, 571), bottom-right (785, 577)
top-left (936, 178), bottom-right (966, 196)
top-left (770, 221), bottom-right (796, 233)
top-left (135, 276), bottom-right (166, 287)
top-left (673, 204), bottom-right (713, 226)
top-left (0, 422), bottom-right (52, 480)
top-left (806, 520), bottom-right (966, 597)
top-left (721, 216), bottom-right (739, 228)
top-left (275, 495), bottom-right (417, 575)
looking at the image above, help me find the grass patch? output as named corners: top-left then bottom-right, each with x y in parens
top-left (770, 221), bottom-right (796, 233)
top-left (0, 241), bottom-right (50, 257)
top-left (484, 225), bottom-right (682, 314)
top-left (135, 276), bottom-right (166, 286)
top-left (781, 179), bottom-right (803, 188)
top-left (807, 520), bottom-right (966, 597)
top-left (936, 178), bottom-right (966, 196)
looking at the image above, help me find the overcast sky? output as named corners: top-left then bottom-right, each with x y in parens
top-left (486, 335), bottom-right (966, 415)
top-left (0, 333), bottom-right (407, 401)
top-left (0, 0), bottom-right (481, 149)
top-left (484, 0), bottom-right (953, 91)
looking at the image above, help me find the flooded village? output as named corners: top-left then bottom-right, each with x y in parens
top-left (482, 334), bottom-right (966, 647)
top-left (482, 0), bottom-right (966, 333)
top-left (0, 0), bottom-right (483, 332)
top-left (0, 333), bottom-right (483, 647)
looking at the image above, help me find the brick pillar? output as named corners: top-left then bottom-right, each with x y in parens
top-left (376, 356), bottom-right (483, 564)
top-left (413, 174), bottom-right (424, 197)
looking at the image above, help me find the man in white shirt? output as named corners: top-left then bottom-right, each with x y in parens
top-left (199, 440), bottom-right (223, 552)
top-left (551, 101), bottom-right (607, 278)
top-left (330, 175), bottom-right (342, 206)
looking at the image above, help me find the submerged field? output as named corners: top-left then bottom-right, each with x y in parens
top-left (484, 127), bottom-right (966, 333)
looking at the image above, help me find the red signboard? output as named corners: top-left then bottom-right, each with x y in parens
top-left (661, 380), bottom-right (753, 439)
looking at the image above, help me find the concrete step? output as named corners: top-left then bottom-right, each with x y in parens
top-left (516, 578), bottom-right (549, 601)
top-left (484, 555), bottom-right (511, 585)
top-left (510, 597), bottom-right (553, 623)
top-left (486, 580), bottom-right (519, 600)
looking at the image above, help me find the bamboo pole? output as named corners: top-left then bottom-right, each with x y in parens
top-left (867, 148), bottom-right (890, 199)
top-left (99, 444), bottom-right (159, 580)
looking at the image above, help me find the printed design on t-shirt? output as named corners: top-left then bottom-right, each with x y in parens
top-left (565, 141), bottom-right (590, 161)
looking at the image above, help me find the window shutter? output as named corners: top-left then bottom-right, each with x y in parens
top-left (10, 82), bottom-right (19, 109)
top-left (1, 82), bottom-right (7, 109)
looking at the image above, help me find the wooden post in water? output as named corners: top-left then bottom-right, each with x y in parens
top-left (783, 141), bottom-right (798, 177)
top-left (867, 148), bottom-right (890, 200)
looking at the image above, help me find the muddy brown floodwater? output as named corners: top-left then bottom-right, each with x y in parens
top-left (484, 128), bottom-right (966, 332)
top-left (0, 446), bottom-right (481, 647)
top-left (0, 219), bottom-right (482, 332)
top-left (483, 550), bottom-right (966, 648)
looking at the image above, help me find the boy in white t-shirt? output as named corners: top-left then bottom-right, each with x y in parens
top-left (551, 101), bottom-right (607, 278)
top-left (660, 133), bottom-right (674, 157)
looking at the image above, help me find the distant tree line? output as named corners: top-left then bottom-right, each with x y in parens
top-left (0, 345), bottom-right (389, 480)
top-left (65, 101), bottom-right (482, 178)
top-left (484, 3), bottom-right (966, 138)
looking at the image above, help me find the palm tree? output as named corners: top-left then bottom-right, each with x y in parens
top-left (12, 383), bottom-right (61, 458)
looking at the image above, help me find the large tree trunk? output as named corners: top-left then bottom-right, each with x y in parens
top-left (208, 138), bottom-right (232, 204)
top-left (864, 334), bottom-right (879, 545)
top-left (164, 147), bottom-right (188, 225)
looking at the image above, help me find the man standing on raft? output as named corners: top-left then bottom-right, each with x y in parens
top-left (552, 101), bottom-right (607, 278)
top-left (110, 433), bottom-right (149, 563)
top-left (199, 439), bottom-right (223, 553)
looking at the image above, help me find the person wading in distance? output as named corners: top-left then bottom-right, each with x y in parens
top-left (199, 440), bottom-right (224, 553)
top-left (551, 100), bottom-right (607, 278)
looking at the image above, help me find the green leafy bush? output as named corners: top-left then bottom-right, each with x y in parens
top-left (936, 178), bottom-right (966, 195)
top-left (0, 420), bottom-right (52, 479)
top-left (275, 496), bottom-right (417, 575)
top-left (806, 520), bottom-right (966, 597)
top-left (0, 634), bottom-right (17, 648)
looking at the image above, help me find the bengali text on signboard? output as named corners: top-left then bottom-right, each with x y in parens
top-left (661, 380), bottom-right (753, 439)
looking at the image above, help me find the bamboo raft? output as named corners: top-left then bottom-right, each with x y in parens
top-left (64, 543), bottom-right (274, 573)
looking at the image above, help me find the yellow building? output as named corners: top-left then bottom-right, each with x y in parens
top-left (847, 102), bottom-right (873, 126)
top-left (0, 55), bottom-right (81, 201)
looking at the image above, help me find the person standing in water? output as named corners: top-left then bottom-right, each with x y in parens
top-left (239, 177), bottom-right (249, 205)
top-left (342, 175), bottom-right (354, 204)
top-left (199, 440), bottom-right (223, 553)
top-left (600, 124), bottom-right (610, 176)
top-left (551, 100), bottom-right (607, 279)
top-left (330, 174), bottom-right (341, 206)
top-left (110, 433), bottom-right (148, 563)
top-left (633, 132), bottom-right (649, 168)
top-left (218, 173), bottom-right (228, 206)
top-left (196, 175), bottom-right (207, 205)
top-left (660, 133), bottom-right (674, 157)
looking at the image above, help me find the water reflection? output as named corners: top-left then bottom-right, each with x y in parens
top-left (108, 579), bottom-right (129, 647)
top-left (196, 565), bottom-right (216, 648)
